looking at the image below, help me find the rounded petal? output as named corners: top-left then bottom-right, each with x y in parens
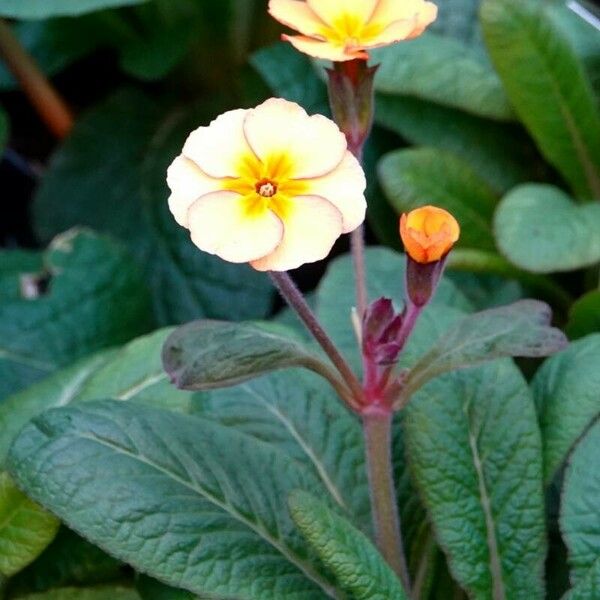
top-left (364, 17), bottom-right (419, 48)
top-left (182, 109), bottom-right (253, 179)
top-left (167, 155), bottom-right (225, 228)
top-left (303, 151), bottom-right (366, 233)
top-left (243, 98), bottom-right (347, 179)
top-left (369, 0), bottom-right (429, 24)
top-left (407, 2), bottom-right (438, 38)
top-left (307, 0), bottom-right (379, 27)
top-left (187, 191), bottom-right (284, 263)
top-left (251, 195), bottom-right (343, 271)
top-left (282, 34), bottom-right (367, 61)
top-left (268, 0), bottom-right (326, 36)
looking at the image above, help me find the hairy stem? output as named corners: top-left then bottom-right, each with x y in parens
top-left (269, 271), bottom-right (364, 407)
top-left (0, 19), bottom-right (73, 138)
top-left (351, 225), bottom-right (368, 319)
top-left (362, 410), bottom-right (411, 592)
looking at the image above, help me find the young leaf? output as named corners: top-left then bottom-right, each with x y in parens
top-left (288, 491), bottom-right (408, 600)
top-left (532, 334), bottom-right (600, 484)
top-left (378, 147), bottom-right (498, 251)
top-left (0, 472), bottom-right (59, 578)
top-left (396, 300), bottom-right (567, 407)
top-left (0, 0), bottom-right (146, 19)
top-left (481, 0), bottom-right (600, 199)
top-left (0, 229), bottom-right (152, 400)
top-left (494, 184), bottom-right (600, 273)
top-left (560, 420), bottom-right (600, 598)
top-left (7, 401), bottom-right (338, 599)
top-left (405, 360), bottom-right (547, 599)
top-left (163, 321), bottom-right (346, 397)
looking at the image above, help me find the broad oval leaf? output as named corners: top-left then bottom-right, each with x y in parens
top-left (566, 291), bottom-right (600, 340)
top-left (0, 0), bottom-right (146, 19)
top-left (494, 184), bottom-right (600, 273)
top-left (481, 0), bottom-right (600, 199)
top-left (378, 147), bottom-right (498, 251)
top-left (532, 334), bottom-right (600, 484)
top-left (7, 401), bottom-right (339, 599)
top-left (289, 491), bottom-right (408, 600)
top-left (405, 360), bottom-right (547, 599)
top-left (397, 300), bottom-right (567, 407)
top-left (0, 472), bottom-right (59, 578)
top-left (560, 419), bottom-right (600, 598)
top-left (0, 229), bottom-right (152, 400)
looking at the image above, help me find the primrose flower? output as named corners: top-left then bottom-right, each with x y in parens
top-left (400, 206), bottom-right (460, 264)
top-left (167, 98), bottom-right (366, 272)
top-left (269, 0), bottom-right (438, 62)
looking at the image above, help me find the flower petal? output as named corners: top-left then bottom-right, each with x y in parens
top-left (167, 155), bottom-right (225, 228)
top-left (306, 0), bottom-right (379, 27)
top-left (282, 34), bottom-right (367, 61)
top-left (407, 2), bottom-right (438, 38)
top-left (182, 109), bottom-right (253, 179)
top-left (369, 0), bottom-right (428, 24)
top-left (251, 195), bottom-right (343, 271)
top-left (364, 17), bottom-right (420, 48)
top-left (303, 151), bottom-right (366, 233)
top-left (243, 98), bottom-right (347, 179)
top-left (187, 191), bottom-right (284, 263)
top-left (268, 0), bottom-right (326, 36)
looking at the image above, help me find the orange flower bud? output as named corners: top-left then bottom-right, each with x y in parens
top-left (400, 206), bottom-right (460, 264)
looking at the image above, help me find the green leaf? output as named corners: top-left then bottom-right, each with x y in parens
top-left (375, 94), bottom-right (539, 194)
top-left (378, 147), bottom-right (498, 251)
top-left (494, 184), bottom-right (600, 273)
top-left (0, 472), bottom-right (59, 578)
top-left (0, 249), bottom-right (42, 302)
top-left (0, 328), bottom-right (198, 465)
top-left (405, 360), bottom-right (547, 599)
top-left (7, 401), bottom-right (338, 599)
top-left (566, 291), bottom-right (600, 340)
top-left (397, 300), bottom-right (567, 407)
top-left (532, 334), bottom-right (600, 485)
top-left (289, 491), bottom-right (408, 600)
top-left (372, 32), bottom-right (512, 121)
top-left (0, 0), bottom-right (146, 19)
top-left (33, 89), bottom-right (272, 325)
top-left (481, 0), bottom-right (600, 199)
top-left (560, 419), bottom-right (600, 599)
top-left (0, 229), bottom-right (152, 400)
top-left (198, 370), bottom-right (371, 532)
top-left (16, 587), bottom-right (141, 600)
top-left (162, 321), bottom-right (343, 395)
top-left (136, 576), bottom-right (195, 600)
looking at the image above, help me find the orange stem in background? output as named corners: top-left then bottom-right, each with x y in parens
top-left (0, 18), bottom-right (73, 139)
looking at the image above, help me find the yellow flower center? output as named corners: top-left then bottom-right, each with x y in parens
top-left (256, 179), bottom-right (277, 198)
top-left (323, 12), bottom-right (386, 47)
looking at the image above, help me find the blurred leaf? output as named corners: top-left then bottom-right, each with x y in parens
top-left (0, 250), bottom-right (42, 302)
top-left (136, 576), bottom-right (195, 600)
top-left (481, 0), bottom-right (600, 200)
top-left (162, 321), bottom-right (340, 392)
top-left (494, 184), bottom-right (600, 273)
top-left (289, 491), bottom-right (408, 600)
top-left (372, 32), bottom-right (512, 121)
top-left (560, 419), bottom-right (600, 598)
top-left (532, 334), bottom-right (600, 484)
top-left (375, 95), bottom-right (539, 194)
top-left (378, 147), bottom-right (498, 250)
top-left (427, 0), bottom-right (483, 51)
top-left (405, 360), bottom-right (547, 599)
top-left (397, 300), bottom-right (567, 407)
top-left (446, 272), bottom-right (523, 311)
top-left (566, 290), bottom-right (600, 339)
top-left (33, 89), bottom-right (272, 325)
top-left (0, 472), bottom-right (59, 578)
top-left (8, 401), bottom-right (337, 599)
top-left (0, 0), bottom-right (147, 19)
top-left (0, 229), bottom-right (152, 400)
top-left (16, 587), bottom-right (141, 600)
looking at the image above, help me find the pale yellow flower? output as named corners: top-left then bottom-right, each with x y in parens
top-left (269, 0), bottom-right (437, 62)
top-left (167, 98), bottom-right (366, 272)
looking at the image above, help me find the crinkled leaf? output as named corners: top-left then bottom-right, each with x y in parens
top-left (0, 472), bottom-right (59, 578)
top-left (398, 300), bottom-right (567, 406)
top-left (7, 401), bottom-right (337, 599)
top-left (0, 229), bottom-right (152, 400)
top-left (405, 360), bottom-right (547, 599)
top-left (0, 0), bottom-right (146, 18)
top-left (378, 147), bottom-right (498, 251)
top-left (481, 0), bottom-right (600, 199)
top-left (16, 587), bottom-right (141, 600)
top-left (532, 334), bottom-right (600, 484)
top-left (566, 291), bottom-right (600, 340)
top-left (494, 184), bottom-right (600, 273)
top-left (289, 491), bottom-right (408, 600)
top-left (372, 32), bottom-right (512, 121)
top-left (560, 419), bottom-right (600, 598)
